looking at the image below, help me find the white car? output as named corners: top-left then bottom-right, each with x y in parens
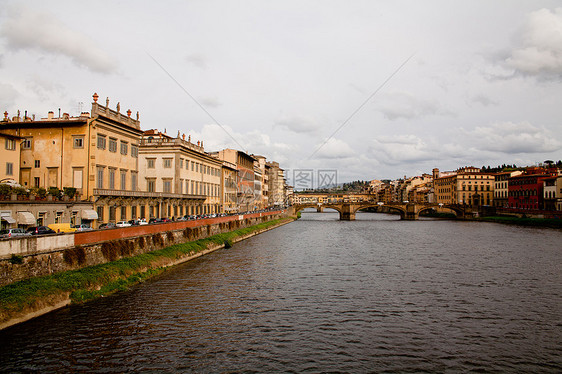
top-left (138, 219), bottom-right (148, 225)
top-left (116, 221), bottom-right (132, 228)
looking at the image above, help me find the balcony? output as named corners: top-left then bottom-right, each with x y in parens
top-left (93, 189), bottom-right (206, 200)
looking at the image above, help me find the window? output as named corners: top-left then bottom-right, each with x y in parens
top-left (5, 138), bottom-right (16, 150)
top-left (73, 135), bottom-right (84, 149)
top-left (34, 177), bottom-right (40, 188)
top-left (147, 159), bottom-right (155, 169)
top-left (180, 159), bottom-right (184, 168)
top-left (121, 206), bottom-right (127, 220)
top-left (131, 206), bottom-right (137, 219)
top-left (55, 212), bottom-right (63, 224)
top-left (96, 166), bottom-right (104, 189)
top-left (131, 172), bottom-right (138, 191)
top-left (186, 160), bottom-right (189, 170)
top-left (34, 160), bottom-right (40, 168)
top-left (163, 180), bottom-right (172, 193)
top-left (109, 169), bottom-right (116, 189)
top-left (120, 170), bottom-right (126, 190)
top-left (120, 141), bottom-right (128, 155)
top-left (131, 144), bottom-right (138, 158)
top-left (37, 212), bottom-right (45, 226)
top-left (109, 138), bottom-right (117, 152)
top-left (147, 179), bottom-right (155, 192)
top-left (22, 137), bottom-right (32, 149)
top-left (6, 162), bottom-right (13, 176)
top-left (109, 206), bottom-right (116, 221)
top-left (163, 159), bottom-right (172, 168)
top-left (97, 135), bottom-right (106, 149)
top-left (96, 207), bottom-right (104, 222)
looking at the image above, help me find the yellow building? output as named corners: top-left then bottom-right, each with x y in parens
top-left (434, 167), bottom-right (495, 206)
top-left (0, 132), bottom-right (22, 184)
top-left (0, 93), bottom-right (143, 226)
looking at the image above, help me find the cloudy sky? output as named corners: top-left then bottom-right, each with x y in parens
top-left (1, 1), bottom-right (561, 185)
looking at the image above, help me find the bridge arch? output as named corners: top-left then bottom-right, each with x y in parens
top-left (292, 204), bottom-right (344, 219)
top-left (355, 203), bottom-right (407, 219)
top-left (417, 204), bottom-right (465, 218)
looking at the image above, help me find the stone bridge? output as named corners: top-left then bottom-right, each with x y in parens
top-left (291, 202), bottom-right (467, 221)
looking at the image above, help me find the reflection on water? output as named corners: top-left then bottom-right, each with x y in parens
top-left (1, 211), bottom-right (561, 372)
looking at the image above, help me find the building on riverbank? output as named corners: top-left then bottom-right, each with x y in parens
top-left (434, 167), bottom-right (495, 207)
top-left (138, 129), bottom-right (222, 217)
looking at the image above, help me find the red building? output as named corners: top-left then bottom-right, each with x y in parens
top-left (508, 173), bottom-right (550, 210)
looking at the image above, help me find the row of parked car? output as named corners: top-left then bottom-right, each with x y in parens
top-left (1, 208), bottom-right (284, 238)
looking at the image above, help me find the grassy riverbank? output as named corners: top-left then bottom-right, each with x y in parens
top-left (0, 217), bottom-right (294, 329)
top-left (472, 215), bottom-right (562, 229)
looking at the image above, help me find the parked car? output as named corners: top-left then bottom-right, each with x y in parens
top-left (48, 223), bottom-right (76, 233)
top-left (73, 224), bottom-right (93, 231)
top-left (26, 226), bottom-right (56, 235)
top-left (138, 218), bottom-right (148, 225)
top-left (116, 221), bottom-right (132, 228)
top-left (0, 228), bottom-right (32, 238)
top-left (99, 222), bottom-right (117, 229)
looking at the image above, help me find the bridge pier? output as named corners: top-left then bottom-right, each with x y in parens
top-left (317, 206), bottom-right (324, 213)
top-left (402, 203), bottom-right (419, 220)
top-left (340, 211), bottom-right (355, 221)
top-left (339, 204), bottom-right (356, 221)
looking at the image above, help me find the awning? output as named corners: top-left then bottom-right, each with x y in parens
top-left (17, 211), bottom-right (36, 225)
top-left (81, 209), bottom-right (98, 220)
top-left (1, 216), bottom-right (16, 224)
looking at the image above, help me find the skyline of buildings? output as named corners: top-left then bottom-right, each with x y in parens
top-left (0, 93), bottom-right (291, 229)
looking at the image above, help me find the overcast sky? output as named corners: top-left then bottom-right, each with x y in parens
top-left (1, 1), bottom-right (561, 185)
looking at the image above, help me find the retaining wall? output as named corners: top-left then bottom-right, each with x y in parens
top-left (0, 210), bottom-right (287, 287)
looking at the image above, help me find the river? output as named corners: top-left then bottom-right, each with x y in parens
top-left (1, 211), bottom-right (561, 372)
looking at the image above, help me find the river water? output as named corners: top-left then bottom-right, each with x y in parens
top-left (1, 211), bottom-right (561, 373)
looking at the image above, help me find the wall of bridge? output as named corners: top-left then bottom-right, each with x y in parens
top-left (0, 210), bottom-right (288, 287)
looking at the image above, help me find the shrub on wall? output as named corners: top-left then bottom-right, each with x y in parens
top-left (166, 231), bottom-right (174, 243)
top-left (63, 246), bottom-right (86, 266)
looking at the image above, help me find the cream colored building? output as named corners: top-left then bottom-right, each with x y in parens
top-left (267, 161), bottom-right (285, 206)
top-left (220, 161), bottom-right (238, 213)
top-left (253, 155), bottom-right (268, 209)
top-left (211, 149), bottom-right (256, 212)
top-left (494, 170), bottom-right (523, 208)
top-left (139, 130), bottom-right (222, 217)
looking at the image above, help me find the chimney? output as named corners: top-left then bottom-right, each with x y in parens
top-left (48, 111), bottom-right (54, 119)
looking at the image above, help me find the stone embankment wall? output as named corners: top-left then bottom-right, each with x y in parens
top-left (0, 210), bottom-right (287, 287)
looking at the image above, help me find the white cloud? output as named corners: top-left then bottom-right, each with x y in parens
top-left (186, 54), bottom-right (207, 69)
top-left (198, 96), bottom-right (221, 108)
top-left (0, 83), bottom-right (19, 108)
top-left (370, 135), bottom-right (436, 165)
top-left (470, 94), bottom-right (498, 107)
top-left (505, 8), bottom-right (562, 79)
top-left (465, 121), bottom-right (562, 154)
top-left (184, 123), bottom-right (294, 163)
top-left (0, 5), bottom-right (118, 74)
top-left (313, 138), bottom-right (354, 159)
top-left (376, 91), bottom-right (452, 120)
top-left (274, 115), bottom-right (322, 134)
